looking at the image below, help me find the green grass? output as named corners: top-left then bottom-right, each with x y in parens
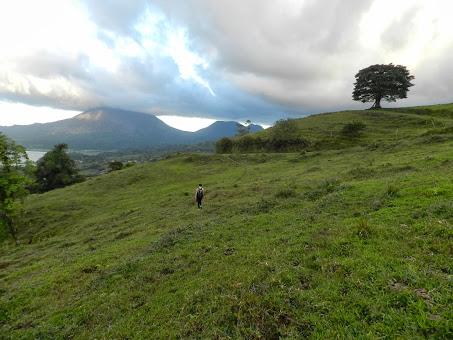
top-left (1, 105), bottom-right (452, 338)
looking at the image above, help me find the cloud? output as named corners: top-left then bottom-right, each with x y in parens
top-left (153, 0), bottom-right (453, 111)
top-left (0, 0), bottom-right (452, 124)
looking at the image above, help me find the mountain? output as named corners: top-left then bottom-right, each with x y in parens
top-left (0, 107), bottom-right (263, 150)
top-left (193, 121), bottom-right (263, 141)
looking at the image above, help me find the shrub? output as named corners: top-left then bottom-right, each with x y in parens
top-left (341, 121), bottom-right (366, 137)
top-left (356, 219), bottom-right (373, 239)
top-left (267, 136), bottom-right (310, 152)
top-left (275, 187), bottom-right (297, 199)
top-left (216, 137), bottom-right (233, 154)
top-left (385, 184), bottom-right (400, 198)
top-left (108, 160), bottom-right (124, 172)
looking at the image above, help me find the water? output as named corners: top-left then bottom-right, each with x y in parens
top-left (26, 149), bottom-right (103, 162)
top-left (27, 150), bottom-right (47, 162)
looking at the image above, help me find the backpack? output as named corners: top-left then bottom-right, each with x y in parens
top-left (196, 188), bottom-right (204, 199)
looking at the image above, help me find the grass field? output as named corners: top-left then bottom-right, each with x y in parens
top-left (1, 105), bottom-right (452, 338)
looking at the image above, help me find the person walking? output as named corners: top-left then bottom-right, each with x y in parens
top-left (195, 184), bottom-right (204, 209)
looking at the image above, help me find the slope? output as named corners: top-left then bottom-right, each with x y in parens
top-left (0, 106), bottom-right (452, 338)
top-left (231, 103), bottom-right (453, 151)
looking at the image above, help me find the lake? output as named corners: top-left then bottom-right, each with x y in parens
top-left (26, 149), bottom-right (103, 162)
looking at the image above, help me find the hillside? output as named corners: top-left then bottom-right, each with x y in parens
top-left (1, 105), bottom-right (452, 338)
top-left (0, 107), bottom-right (263, 150)
top-left (227, 103), bottom-right (453, 152)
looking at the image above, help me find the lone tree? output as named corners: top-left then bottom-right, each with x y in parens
top-left (35, 143), bottom-right (83, 192)
top-left (352, 64), bottom-right (414, 109)
top-left (0, 133), bottom-right (31, 243)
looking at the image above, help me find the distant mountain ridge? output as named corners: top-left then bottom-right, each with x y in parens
top-left (194, 121), bottom-right (263, 140)
top-left (0, 107), bottom-right (264, 150)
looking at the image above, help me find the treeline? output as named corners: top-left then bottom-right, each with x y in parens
top-left (217, 119), bottom-right (311, 153)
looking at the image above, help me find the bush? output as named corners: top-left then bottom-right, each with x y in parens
top-left (108, 161), bottom-right (124, 172)
top-left (216, 137), bottom-right (233, 153)
top-left (267, 136), bottom-right (310, 152)
top-left (341, 121), bottom-right (366, 137)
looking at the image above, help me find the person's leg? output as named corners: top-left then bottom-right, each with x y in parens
top-left (197, 198), bottom-right (202, 208)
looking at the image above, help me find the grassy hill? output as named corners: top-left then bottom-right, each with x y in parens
top-left (226, 103), bottom-right (453, 152)
top-left (1, 104), bottom-right (452, 338)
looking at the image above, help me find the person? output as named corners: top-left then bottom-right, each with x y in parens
top-left (195, 184), bottom-right (204, 209)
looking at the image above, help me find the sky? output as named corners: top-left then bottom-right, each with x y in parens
top-left (0, 0), bottom-right (452, 129)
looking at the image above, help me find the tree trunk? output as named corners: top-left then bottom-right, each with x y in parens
top-left (371, 97), bottom-right (382, 109)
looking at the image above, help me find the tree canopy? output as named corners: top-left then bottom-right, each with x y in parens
top-left (35, 143), bottom-right (83, 192)
top-left (352, 64), bottom-right (414, 109)
top-left (0, 133), bottom-right (30, 243)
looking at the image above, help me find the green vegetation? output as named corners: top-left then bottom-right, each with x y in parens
top-left (1, 104), bottom-right (452, 338)
top-left (341, 121), bottom-right (366, 138)
top-left (387, 103), bottom-right (453, 119)
top-left (0, 133), bottom-right (31, 244)
top-left (220, 119), bottom-right (311, 153)
top-left (107, 161), bottom-right (136, 173)
top-left (35, 144), bottom-right (84, 192)
top-left (70, 141), bottom-right (216, 176)
top-left (216, 137), bottom-right (234, 154)
top-left (230, 103), bottom-right (453, 152)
